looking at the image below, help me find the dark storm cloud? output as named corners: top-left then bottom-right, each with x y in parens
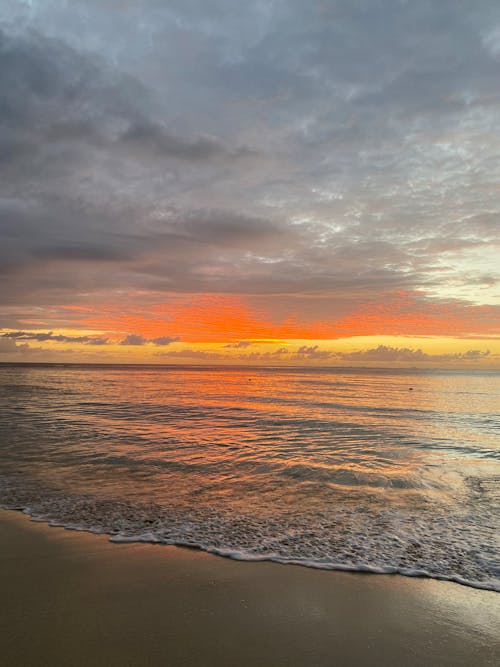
top-left (1, 1), bottom-right (500, 322)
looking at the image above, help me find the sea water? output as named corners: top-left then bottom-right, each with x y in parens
top-left (0, 364), bottom-right (499, 590)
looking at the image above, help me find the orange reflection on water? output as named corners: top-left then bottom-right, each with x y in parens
top-left (61, 367), bottom-right (437, 501)
top-left (5, 365), bottom-right (498, 511)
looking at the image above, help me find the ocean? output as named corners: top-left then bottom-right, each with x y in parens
top-left (1, 363), bottom-right (499, 591)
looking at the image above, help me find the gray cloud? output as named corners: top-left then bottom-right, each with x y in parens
top-left (151, 336), bottom-right (178, 346)
top-left (32, 245), bottom-right (131, 263)
top-left (334, 345), bottom-right (491, 362)
top-left (2, 330), bottom-right (109, 344)
top-left (120, 334), bottom-right (178, 346)
top-left (119, 122), bottom-right (230, 161)
top-left (224, 340), bottom-right (252, 348)
top-left (295, 345), bottom-right (338, 360)
top-left (0, 1), bottom-right (500, 329)
top-left (1, 330), bottom-right (178, 348)
top-left (153, 344), bottom-right (492, 365)
top-left (120, 334), bottom-right (146, 346)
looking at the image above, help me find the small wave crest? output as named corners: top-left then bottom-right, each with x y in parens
top-left (1, 475), bottom-right (498, 593)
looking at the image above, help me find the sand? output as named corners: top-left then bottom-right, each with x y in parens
top-left (1, 509), bottom-right (499, 667)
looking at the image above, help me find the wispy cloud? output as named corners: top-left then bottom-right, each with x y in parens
top-left (2, 331), bottom-right (109, 345)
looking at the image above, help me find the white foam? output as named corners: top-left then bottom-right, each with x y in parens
top-left (2, 476), bottom-right (498, 593)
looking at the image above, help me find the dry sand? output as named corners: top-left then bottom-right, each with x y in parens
top-left (1, 509), bottom-right (499, 666)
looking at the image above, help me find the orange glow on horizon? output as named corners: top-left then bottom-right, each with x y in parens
top-left (63, 291), bottom-right (500, 343)
top-left (3, 291), bottom-right (499, 367)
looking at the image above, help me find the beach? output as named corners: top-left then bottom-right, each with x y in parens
top-left (3, 0), bottom-right (500, 663)
top-left (1, 509), bottom-right (499, 667)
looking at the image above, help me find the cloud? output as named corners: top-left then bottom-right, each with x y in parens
top-left (152, 343), bottom-right (494, 366)
top-left (224, 340), bottom-right (252, 348)
top-left (151, 335), bottom-right (178, 345)
top-left (334, 345), bottom-right (491, 363)
top-left (0, 2), bottom-right (500, 341)
top-left (457, 349), bottom-right (491, 360)
top-left (153, 348), bottom-right (225, 361)
top-left (120, 334), bottom-right (178, 346)
top-left (119, 122), bottom-right (229, 161)
top-left (32, 245), bottom-right (131, 263)
top-left (119, 334), bottom-right (146, 346)
top-left (295, 345), bottom-right (334, 360)
top-left (1, 330), bottom-right (109, 344)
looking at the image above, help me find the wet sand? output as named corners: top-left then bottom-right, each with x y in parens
top-left (1, 509), bottom-right (499, 667)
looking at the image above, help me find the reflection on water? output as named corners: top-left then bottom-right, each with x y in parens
top-left (0, 364), bottom-right (499, 590)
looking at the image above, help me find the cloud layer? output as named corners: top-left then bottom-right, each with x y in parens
top-left (1, 1), bottom-right (499, 344)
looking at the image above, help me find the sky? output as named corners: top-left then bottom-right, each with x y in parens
top-left (1, 0), bottom-right (499, 367)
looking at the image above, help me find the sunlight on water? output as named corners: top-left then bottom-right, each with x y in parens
top-left (1, 364), bottom-right (499, 590)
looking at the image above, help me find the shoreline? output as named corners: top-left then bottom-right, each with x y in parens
top-left (7, 505), bottom-right (500, 593)
top-left (1, 508), bottom-right (499, 666)
top-left (4, 500), bottom-right (498, 593)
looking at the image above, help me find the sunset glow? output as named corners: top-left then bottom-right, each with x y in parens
top-left (1, 2), bottom-right (499, 367)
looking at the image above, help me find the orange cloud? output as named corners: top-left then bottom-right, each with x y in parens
top-left (61, 290), bottom-right (500, 343)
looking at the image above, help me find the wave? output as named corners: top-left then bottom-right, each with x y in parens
top-left (2, 478), bottom-right (498, 593)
